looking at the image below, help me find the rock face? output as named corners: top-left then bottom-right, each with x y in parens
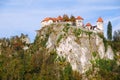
top-left (56, 35), bottom-right (91, 73)
top-left (37, 24), bottom-right (114, 73)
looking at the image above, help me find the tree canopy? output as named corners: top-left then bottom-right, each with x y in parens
top-left (113, 29), bottom-right (120, 41)
top-left (63, 14), bottom-right (69, 22)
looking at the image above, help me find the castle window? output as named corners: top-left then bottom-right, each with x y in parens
top-left (78, 20), bottom-right (81, 22)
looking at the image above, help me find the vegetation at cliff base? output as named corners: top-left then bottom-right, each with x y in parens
top-left (0, 23), bottom-right (120, 80)
top-left (87, 58), bottom-right (120, 80)
top-left (111, 29), bottom-right (120, 52)
top-left (0, 33), bottom-right (82, 80)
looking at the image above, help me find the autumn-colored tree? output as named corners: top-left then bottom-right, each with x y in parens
top-left (63, 14), bottom-right (69, 22)
top-left (70, 15), bottom-right (76, 25)
top-left (70, 15), bottom-right (76, 22)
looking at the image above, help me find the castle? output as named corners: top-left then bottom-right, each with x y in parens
top-left (41, 16), bottom-right (103, 33)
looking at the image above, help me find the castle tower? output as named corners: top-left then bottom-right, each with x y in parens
top-left (76, 16), bottom-right (84, 27)
top-left (97, 17), bottom-right (103, 31)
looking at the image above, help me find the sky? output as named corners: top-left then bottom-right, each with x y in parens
top-left (0, 0), bottom-right (120, 42)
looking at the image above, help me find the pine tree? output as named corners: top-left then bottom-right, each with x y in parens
top-left (107, 21), bottom-right (112, 40)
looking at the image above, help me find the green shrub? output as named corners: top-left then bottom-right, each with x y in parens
top-left (97, 33), bottom-right (104, 39)
top-left (97, 33), bottom-right (108, 52)
top-left (40, 33), bottom-right (49, 47)
top-left (46, 51), bottom-right (57, 64)
top-left (95, 59), bottom-right (116, 72)
top-left (88, 58), bottom-right (120, 80)
top-left (50, 49), bottom-right (57, 55)
top-left (84, 31), bottom-right (93, 40)
top-left (63, 63), bottom-right (72, 80)
top-left (66, 23), bottom-right (70, 26)
top-left (111, 41), bottom-right (120, 53)
top-left (103, 37), bottom-right (108, 52)
top-left (74, 28), bottom-right (82, 38)
top-left (58, 56), bottom-right (66, 64)
top-left (88, 32), bottom-right (92, 39)
top-left (63, 25), bottom-right (70, 33)
top-left (92, 51), bottom-right (97, 57)
top-left (57, 34), bottom-right (63, 44)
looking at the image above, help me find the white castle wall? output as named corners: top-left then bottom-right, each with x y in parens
top-left (97, 22), bottom-right (103, 31)
top-left (76, 19), bottom-right (83, 27)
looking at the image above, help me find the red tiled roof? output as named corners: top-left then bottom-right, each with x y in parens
top-left (86, 23), bottom-right (92, 26)
top-left (42, 17), bottom-right (53, 22)
top-left (52, 18), bottom-right (57, 22)
top-left (76, 16), bottom-right (84, 20)
top-left (97, 17), bottom-right (103, 22)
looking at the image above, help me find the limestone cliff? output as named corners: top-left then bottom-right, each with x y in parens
top-left (37, 23), bottom-right (114, 73)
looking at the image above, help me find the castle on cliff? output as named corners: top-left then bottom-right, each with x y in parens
top-left (40, 16), bottom-right (103, 33)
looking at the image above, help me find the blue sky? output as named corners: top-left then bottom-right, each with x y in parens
top-left (0, 0), bottom-right (120, 42)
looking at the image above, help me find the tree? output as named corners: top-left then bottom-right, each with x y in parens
top-left (107, 21), bottom-right (112, 40)
top-left (112, 29), bottom-right (120, 52)
top-left (113, 29), bottom-right (120, 41)
top-left (70, 15), bottom-right (76, 26)
top-left (63, 14), bottom-right (69, 22)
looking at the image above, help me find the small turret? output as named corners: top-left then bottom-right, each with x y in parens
top-left (97, 17), bottom-right (103, 31)
top-left (86, 23), bottom-right (92, 30)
